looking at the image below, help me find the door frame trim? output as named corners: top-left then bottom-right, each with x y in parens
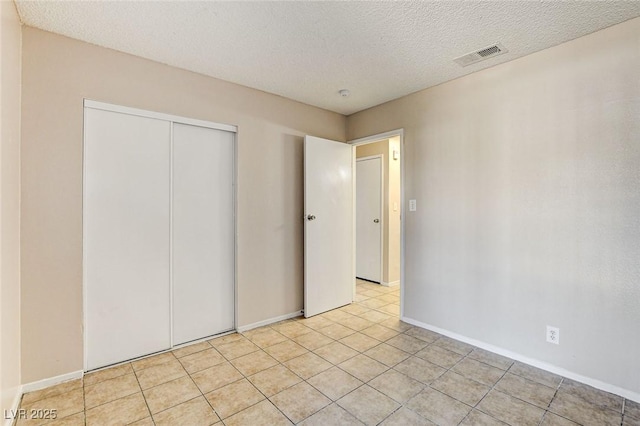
top-left (355, 155), bottom-right (384, 284)
top-left (349, 129), bottom-right (405, 317)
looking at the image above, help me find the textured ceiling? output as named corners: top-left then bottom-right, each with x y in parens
top-left (15, 1), bottom-right (640, 115)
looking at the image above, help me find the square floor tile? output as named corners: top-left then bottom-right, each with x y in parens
top-left (339, 333), bottom-right (381, 352)
top-left (131, 352), bottom-right (176, 371)
top-left (559, 378), bottom-right (623, 412)
top-left (291, 330), bottom-right (334, 351)
top-left (264, 340), bottom-right (308, 362)
top-left (380, 407), bottom-right (434, 425)
top-left (403, 327), bottom-right (440, 343)
top-left (508, 361), bottom-right (563, 388)
top-left (298, 403), bottom-right (364, 426)
top-left (19, 388), bottom-right (84, 425)
top-left (271, 321), bottom-right (313, 338)
top-left (407, 387), bottom-right (471, 425)
top-left (22, 378), bottom-right (84, 405)
top-left (270, 382), bottom-right (331, 423)
top-left (393, 356), bottom-right (446, 384)
top-left (84, 373), bottom-right (140, 408)
top-left (248, 364), bottom-right (302, 396)
top-left (369, 370), bottom-right (425, 403)
top-left (337, 385), bottom-right (400, 426)
top-left (338, 354), bottom-right (389, 382)
top-left (230, 349), bottom-right (279, 376)
top-left (191, 361), bottom-right (243, 394)
top-left (135, 358), bottom-right (187, 390)
top-left (460, 409), bottom-right (509, 426)
top-left (224, 400), bottom-right (292, 426)
top-left (296, 316), bottom-right (335, 330)
top-left (179, 348), bottom-right (226, 374)
top-left (540, 412), bottom-right (581, 426)
top-left (414, 345), bottom-right (464, 369)
top-left (548, 391), bottom-right (622, 426)
top-left (307, 366), bottom-right (363, 401)
top-left (283, 352), bottom-right (332, 379)
top-left (172, 341), bottom-right (212, 359)
top-left (432, 336), bottom-right (475, 355)
top-left (495, 373), bottom-right (556, 409)
top-left (85, 392), bottom-right (149, 426)
top-left (314, 342), bottom-right (359, 364)
top-left (243, 328), bottom-right (288, 348)
top-left (204, 378), bottom-right (265, 419)
top-left (360, 310), bottom-right (393, 323)
top-left (84, 364), bottom-right (132, 387)
top-left (452, 358), bottom-right (505, 386)
top-left (341, 316), bottom-right (375, 332)
top-left (361, 324), bottom-right (399, 342)
top-left (431, 371), bottom-right (491, 406)
top-left (477, 390), bottom-right (546, 426)
top-left (318, 323), bottom-right (357, 340)
top-left (152, 396), bottom-right (219, 426)
top-left (143, 376), bottom-right (201, 414)
top-left (468, 348), bottom-right (514, 371)
top-left (215, 337), bottom-right (260, 360)
top-left (385, 334), bottom-right (429, 354)
top-left (364, 343), bottom-right (410, 367)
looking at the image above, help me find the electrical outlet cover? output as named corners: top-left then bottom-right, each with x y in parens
top-left (546, 326), bottom-right (560, 345)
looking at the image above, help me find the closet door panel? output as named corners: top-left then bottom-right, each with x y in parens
top-left (84, 108), bottom-right (171, 370)
top-left (172, 124), bottom-right (234, 345)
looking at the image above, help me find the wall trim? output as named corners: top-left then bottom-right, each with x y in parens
top-left (381, 280), bottom-right (399, 287)
top-left (20, 370), bottom-right (84, 395)
top-left (237, 311), bottom-right (303, 333)
top-left (4, 386), bottom-right (23, 426)
top-left (402, 316), bottom-right (640, 404)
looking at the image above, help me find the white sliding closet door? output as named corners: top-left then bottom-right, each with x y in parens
top-left (172, 124), bottom-right (235, 345)
top-left (84, 108), bottom-right (171, 370)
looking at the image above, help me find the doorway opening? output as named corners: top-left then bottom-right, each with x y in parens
top-left (350, 130), bottom-right (404, 316)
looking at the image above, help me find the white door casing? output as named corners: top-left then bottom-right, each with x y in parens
top-left (356, 156), bottom-right (382, 282)
top-left (303, 136), bottom-right (354, 317)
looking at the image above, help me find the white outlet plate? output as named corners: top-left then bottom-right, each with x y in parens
top-left (546, 326), bottom-right (560, 344)
top-left (409, 199), bottom-right (417, 211)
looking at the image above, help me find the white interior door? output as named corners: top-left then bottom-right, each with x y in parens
top-left (172, 123), bottom-right (235, 345)
top-left (84, 108), bottom-right (171, 370)
top-left (356, 157), bottom-right (382, 282)
top-left (304, 136), bottom-right (354, 317)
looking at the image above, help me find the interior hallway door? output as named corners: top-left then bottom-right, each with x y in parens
top-left (303, 136), bottom-right (353, 317)
top-left (356, 157), bottom-right (382, 282)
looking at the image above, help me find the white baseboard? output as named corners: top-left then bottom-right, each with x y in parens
top-left (381, 280), bottom-right (400, 287)
top-left (20, 370), bottom-right (84, 395)
top-left (237, 310), bottom-right (303, 333)
top-left (401, 316), bottom-right (640, 404)
top-left (4, 386), bottom-right (23, 426)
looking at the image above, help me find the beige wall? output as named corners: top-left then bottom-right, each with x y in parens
top-left (348, 17), bottom-right (640, 396)
top-left (1, 0), bottom-right (22, 414)
top-left (20, 27), bottom-right (345, 383)
top-left (356, 139), bottom-right (401, 284)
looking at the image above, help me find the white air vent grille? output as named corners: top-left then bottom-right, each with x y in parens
top-left (454, 43), bottom-right (508, 67)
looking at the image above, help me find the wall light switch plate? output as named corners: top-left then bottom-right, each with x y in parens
top-left (409, 199), bottom-right (417, 211)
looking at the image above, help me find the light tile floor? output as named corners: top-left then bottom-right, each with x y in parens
top-left (17, 279), bottom-right (640, 425)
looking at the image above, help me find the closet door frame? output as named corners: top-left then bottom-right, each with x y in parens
top-left (82, 99), bottom-right (238, 371)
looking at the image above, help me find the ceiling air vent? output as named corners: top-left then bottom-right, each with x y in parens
top-left (454, 43), bottom-right (508, 67)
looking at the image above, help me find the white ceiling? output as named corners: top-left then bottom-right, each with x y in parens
top-left (15, 1), bottom-right (640, 115)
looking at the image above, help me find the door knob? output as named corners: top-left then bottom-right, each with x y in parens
top-left (307, 214), bottom-right (316, 221)
top-left (373, 219), bottom-right (380, 223)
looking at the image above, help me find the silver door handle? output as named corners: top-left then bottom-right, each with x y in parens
top-left (373, 219), bottom-right (379, 223)
top-left (307, 214), bottom-right (316, 221)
